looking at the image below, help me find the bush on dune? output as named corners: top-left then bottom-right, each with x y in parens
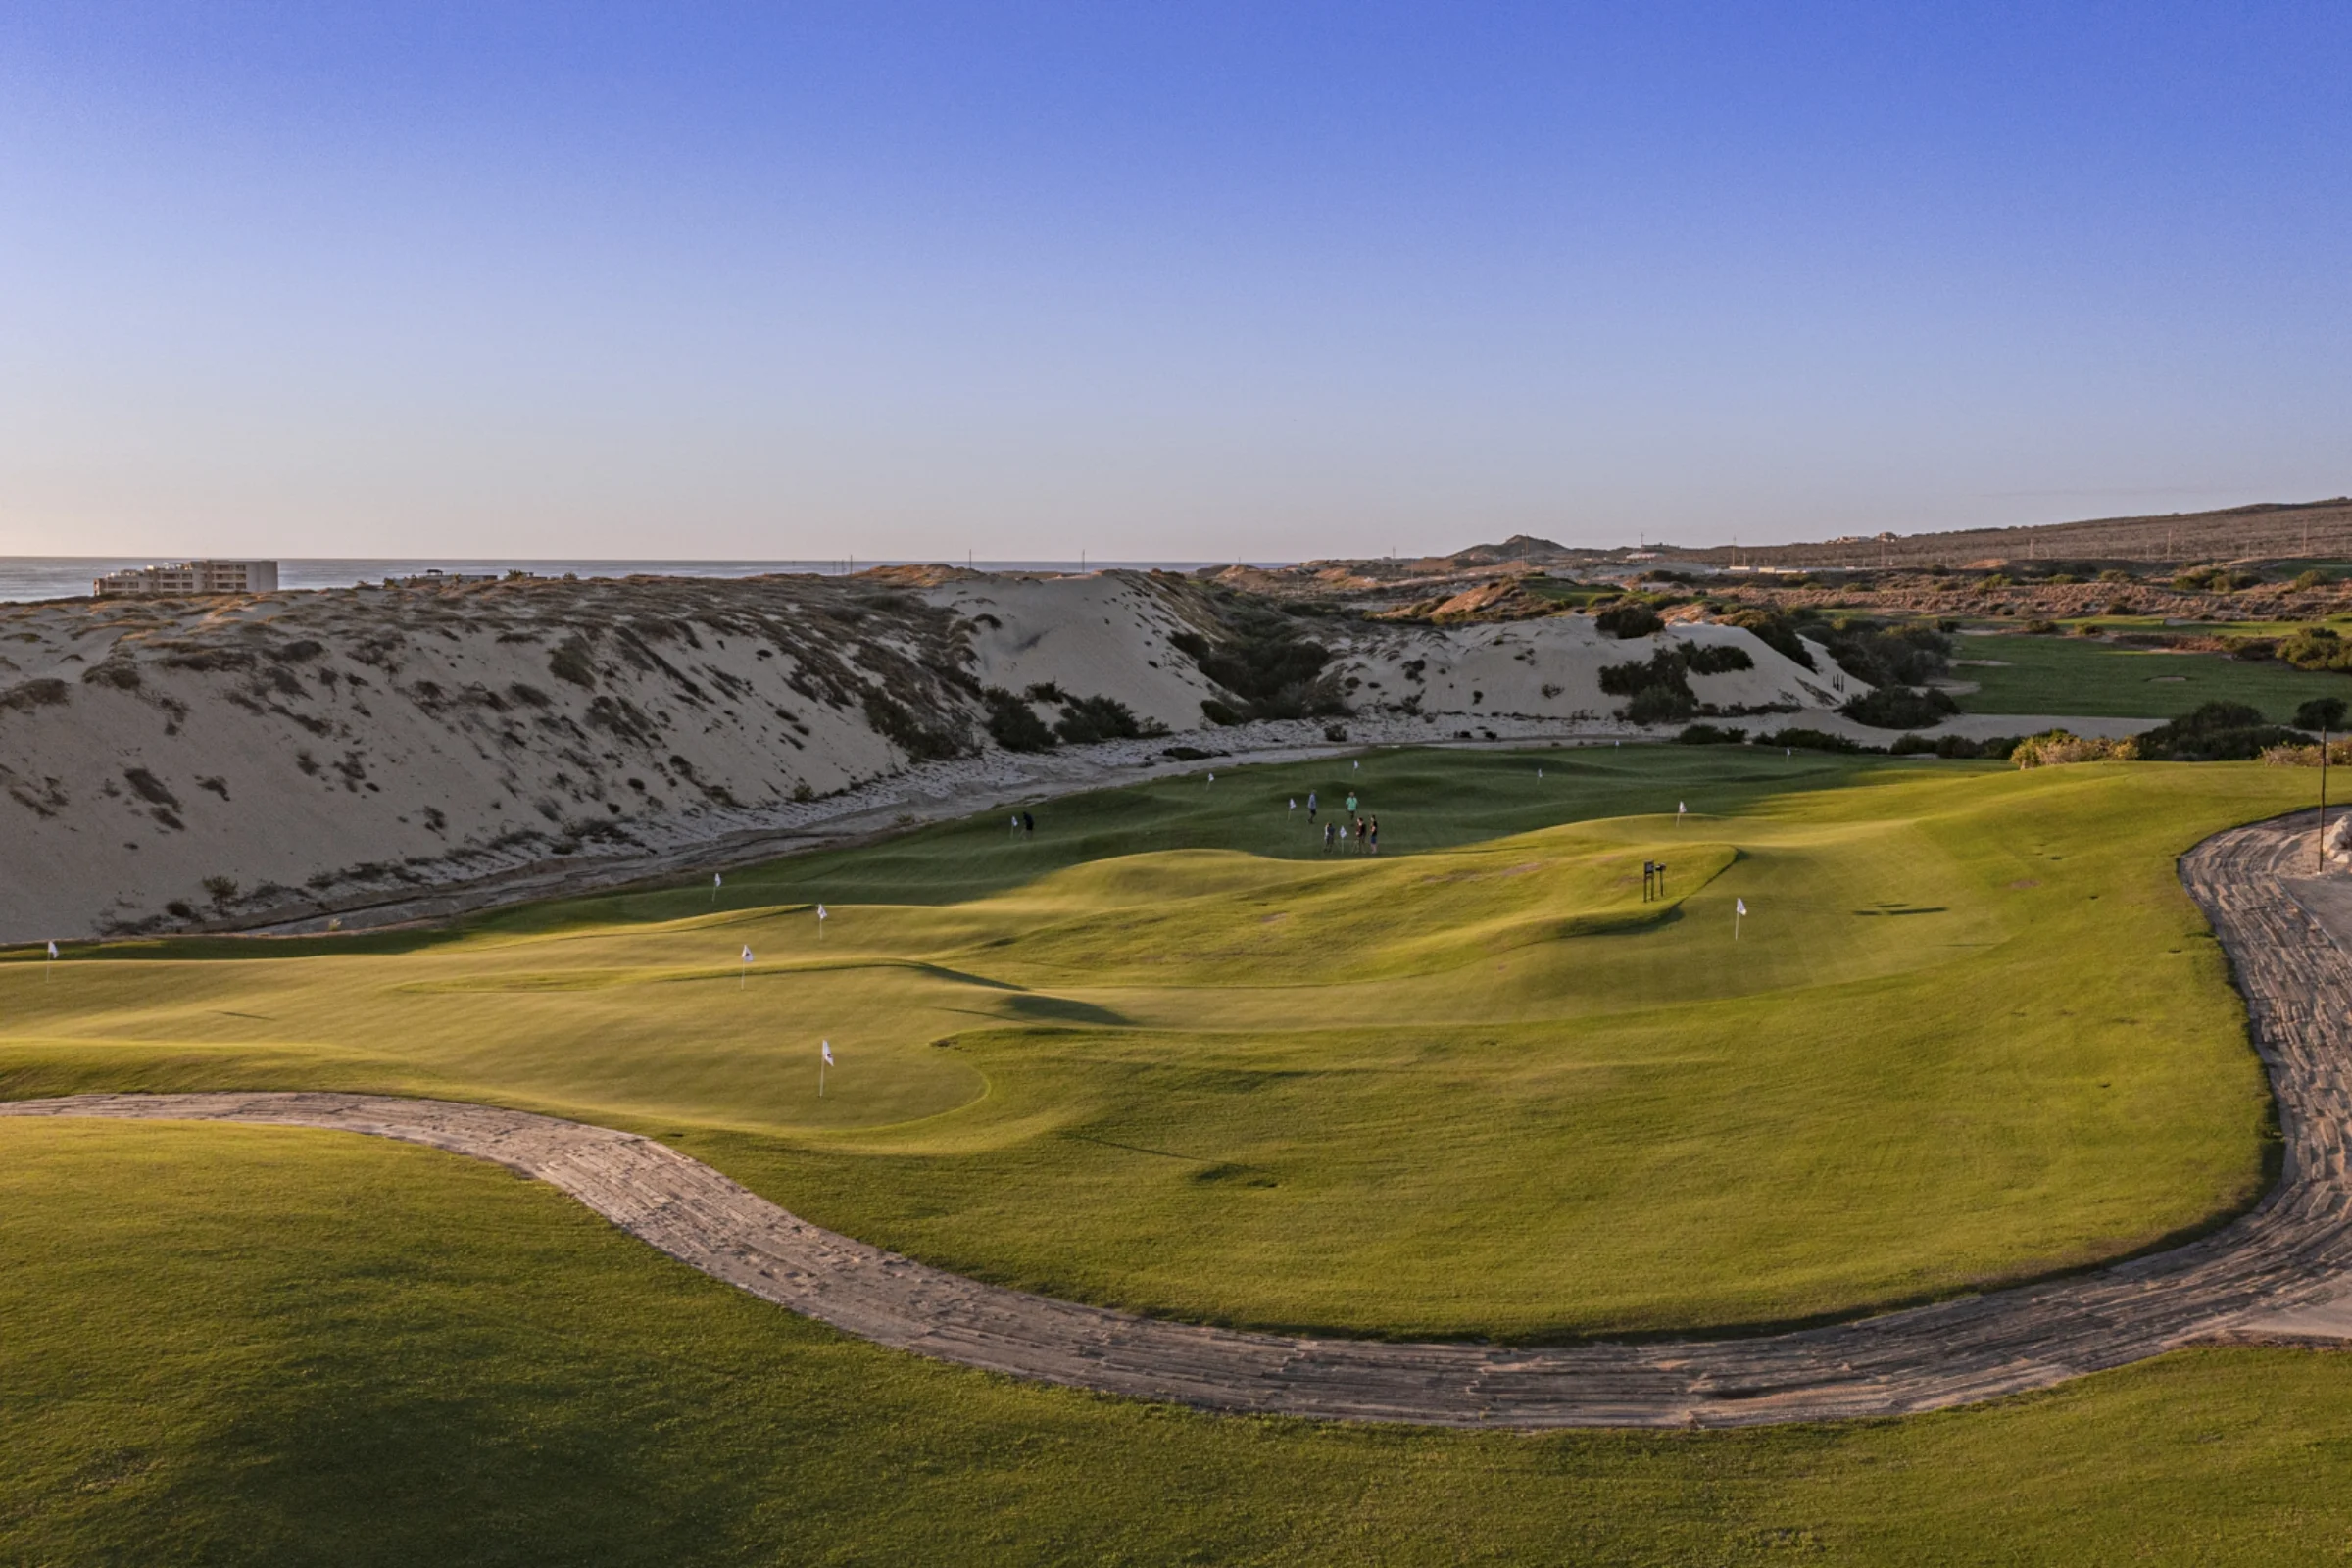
top-left (2137, 702), bottom-right (2307, 762)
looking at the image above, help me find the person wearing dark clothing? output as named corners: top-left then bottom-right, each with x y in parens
top-left (1022, 810), bottom-right (1035, 834)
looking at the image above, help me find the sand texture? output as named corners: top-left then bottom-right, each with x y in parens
top-left (0, 570), bottom-right (1836, 941)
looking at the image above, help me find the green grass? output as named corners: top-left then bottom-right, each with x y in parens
top-left (1952, 628), bottom-right (2352, 720)
top-left (0, 747), bottom-right (2304, 1340)
top-left (0, 744), bottom-right (2337, 1558)
top-left (11, 1119), bottom-right (2352, 1566)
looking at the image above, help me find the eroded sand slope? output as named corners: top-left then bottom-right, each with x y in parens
top-left (0, 570), bottom-right (1833, 940)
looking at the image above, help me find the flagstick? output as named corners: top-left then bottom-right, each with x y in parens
top-left (819, 1059), bottom-right (826, 1098)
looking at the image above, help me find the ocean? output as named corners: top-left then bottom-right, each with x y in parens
top-left (0, 558), bottom-right (1244, 604)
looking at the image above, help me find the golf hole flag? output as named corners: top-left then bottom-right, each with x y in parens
top-left (822, 1040), bottom-right (834, 1066)
top-left (1735, 897), bottom-right (1748, 939)
top-left (819, 1038), bottom-right (834, 1096)
top-left (46, 941), bottom-right (57, 958)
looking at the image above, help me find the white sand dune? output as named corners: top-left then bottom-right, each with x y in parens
top-left (0, 570), bottom-right (1840, 940)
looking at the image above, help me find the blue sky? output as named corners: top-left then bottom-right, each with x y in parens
top-left (2, 3), bottom-right (2346, 561)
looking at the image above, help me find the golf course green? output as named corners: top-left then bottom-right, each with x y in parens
top-left (1, 744), bottom-right (2337, 1561)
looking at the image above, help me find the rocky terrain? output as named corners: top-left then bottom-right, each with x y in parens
top-left (0, 569), bottom-right (1835, 942)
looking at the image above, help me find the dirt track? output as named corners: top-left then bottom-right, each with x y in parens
top-left (6, 812), bottom-right (2349, 1428)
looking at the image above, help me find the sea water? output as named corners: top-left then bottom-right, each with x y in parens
top-left (0, 559), bottom-right (1240, 604)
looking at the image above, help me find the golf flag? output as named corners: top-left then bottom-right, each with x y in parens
top-left (1736, 898), bottom-right (1747, 916)
top-left (711, 871), bottom-right (722, 904)
top-left (714, 873), bottom-right (722, 888)
top-left (821, 1040), bottom-right (834, 1066)
top-left (819, 1037), bottom-right (834, 1097)
top-left (742, 945), bottom-right (754, 962)
top-left (46, 941), bottom-right (57, 959)
top-left (739, 943), bottom-right (753, 988)
top-left (816, 903), bottom-right (827, 921)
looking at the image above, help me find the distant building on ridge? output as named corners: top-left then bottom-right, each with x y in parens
top-left (93, 560), bottom-right (281, 598)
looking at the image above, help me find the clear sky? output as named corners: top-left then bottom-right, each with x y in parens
top-left (2, 3), bottom-right (2347, 562)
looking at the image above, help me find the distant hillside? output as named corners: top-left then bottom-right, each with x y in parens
top-left (0, 569), bottom-right (1827, 940)
top-left (1677, 497), bottom-right (2352, 570)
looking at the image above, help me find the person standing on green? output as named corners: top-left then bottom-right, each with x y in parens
top-left (1345, 792), bottom-right (1358, 814)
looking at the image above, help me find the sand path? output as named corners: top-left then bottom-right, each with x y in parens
top-left (7, 811), bottom-right (2350, 1428)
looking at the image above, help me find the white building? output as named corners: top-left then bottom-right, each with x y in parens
top-left (93, 561), bottom-right (281, 598)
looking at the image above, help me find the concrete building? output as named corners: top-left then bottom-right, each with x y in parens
top-left (93, 561), bottom-right (281, 598)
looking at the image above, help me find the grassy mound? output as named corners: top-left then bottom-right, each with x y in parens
top-left (0, 746), bottom-right (2306, 1344)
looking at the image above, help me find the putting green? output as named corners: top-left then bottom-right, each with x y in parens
top-left (0, 747), bottom-right (2309, 1339)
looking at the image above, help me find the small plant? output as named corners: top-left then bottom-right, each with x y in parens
top-left (201, 875), bottom-right (240, 906)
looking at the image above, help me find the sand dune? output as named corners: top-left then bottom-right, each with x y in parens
top-left (0, 570), bottom-right (1835, 940)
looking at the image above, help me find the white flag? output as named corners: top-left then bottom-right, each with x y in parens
top-left (714, 872), bottom-right (722, 887)
top-left (741, 945), bottom-right (754, 963)
top-left (821, 1040), bottom-right (834, 1065)
top-left (46, 940), bottom-right (57, 958)
top-left (1679, 801), bottom-right (1687, 814)
top-left (1736, 898), bottom-right (1747, 916)
top-left (816, 904), bottom-right (828, 921)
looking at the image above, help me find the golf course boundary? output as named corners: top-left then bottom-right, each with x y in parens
top-left (7, 809), bottom-right (2351, 1430)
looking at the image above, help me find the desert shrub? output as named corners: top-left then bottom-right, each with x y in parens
top-left (1054, 694), bottom-right (1164, 745)
top-left (1839, 686), bottom-right (1958, 729)
top-left (1721, 609), bottom-right (1815, 670)
top-left (1599, 649), bottom-right (1697, 723)
top-left (201, 875), bottom-right (240, 906)
top-left (982, 687), bottom-right (1056, 752)
top-left (81, 661), bottom-right (141, 690)
top-left (2097, 568), bottom-right (2135, 584)
top-left (2266, 739), bottom-right (2352, 766)
top-left (2136, 701), bottom-right (2303, 761)
top-left (1675, 723), bottom-right (1747, 745)
top-left (2013, 731), bottom-right (2140, 768)
top-left (1171, 601), bottom-right (1346, 720)
top-left (157, 647), bottom-right (253, 672)
top-left (1813, 618), bottom-right (1953, 688)
top-left (1593, 602), bottom-right (1665, 639)
top-left (1200, 698), bottom-right (1244, 726)
top-left (2279, 626), bottom-right (2352, 673)
top-left (1323, 723), bottom-right (1348, 742)
top-left (2222, 637), bottom-right (2278, 662)
top-left (166, 900), bottom-right (196, 920)
top-left (1622, 684), bottom-right (1698, 724)
top-left (548, 636), bottom-right (597, 688)
top-left (2021, 619), bottom-right (2062, 635)
top-left (2294, 569), bottom-right (2334, 591)
top-left (1686, 643), bottom-right (1753, 675)
top-left (0, 678), bottom-right (71, 710)
top-left (861, 690), bottom-right (969, 761)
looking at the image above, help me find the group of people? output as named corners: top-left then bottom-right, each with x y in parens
top-left (1292, 787), bottom-right (1378, 854)
top-left (1007, 809), bottom-right (1036, 836)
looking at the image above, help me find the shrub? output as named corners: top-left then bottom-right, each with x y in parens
top-left (1723, 610), bottom-right (1815, 670)
top-left (1675, 723), bottom-right (1747, 745)
top-left (1686, 643), bottom-right (1753, 675)
top-left (1599, 649), bottom-right (1697, 723)
top-left (2136, 701), bottom-right (2303, 761)
top-left (1814, 618), bottom-right (1954, 688)
top-left (982, 687), bottom-right (1056, 753)
top-left (201, 875), bottom-right (240, 906)
top-left (1054, 694), bottom-right (1164, 745)
top-left (2278, 626), bottom-right (2352, 673)
top-left (1839, 686), bottom-right (1959, 729)
top-left (0, 678), bottom-right (70, 711)
top-left (1623, 684), bottom-right (1698, 725)
top-left (1593, 602), bottom-right (1664, 639)
top-left (1171, 604), bottom-right (1346, 721)
top-left (1200, 698), bottom-right (1244, 726)
top-left (861, 690), bottom-right (969, 761)
top-left (2021, 619), bottom-right (2061, 635)
top-left (2097, 568), bottom-right (2135, 584)
top-left (2294, 569), bottom-right (2333, 591)
top-left (2294, 697), bottom-right (2351, 732)
top-left (2013, 731), bottom-right (2139, 768)
top-left (548, 637), bottom-right (597, 688)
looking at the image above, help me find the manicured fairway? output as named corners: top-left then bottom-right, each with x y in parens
top-left (1953, 627), bottom-right (2352, 719)
top-left (8, 1120), bottom-right (2352, 1566)
top-left (0, 747), bottom-right (2307, 1343)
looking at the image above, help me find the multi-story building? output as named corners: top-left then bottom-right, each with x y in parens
top-left (92, 561), bottom-right (281, 598)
